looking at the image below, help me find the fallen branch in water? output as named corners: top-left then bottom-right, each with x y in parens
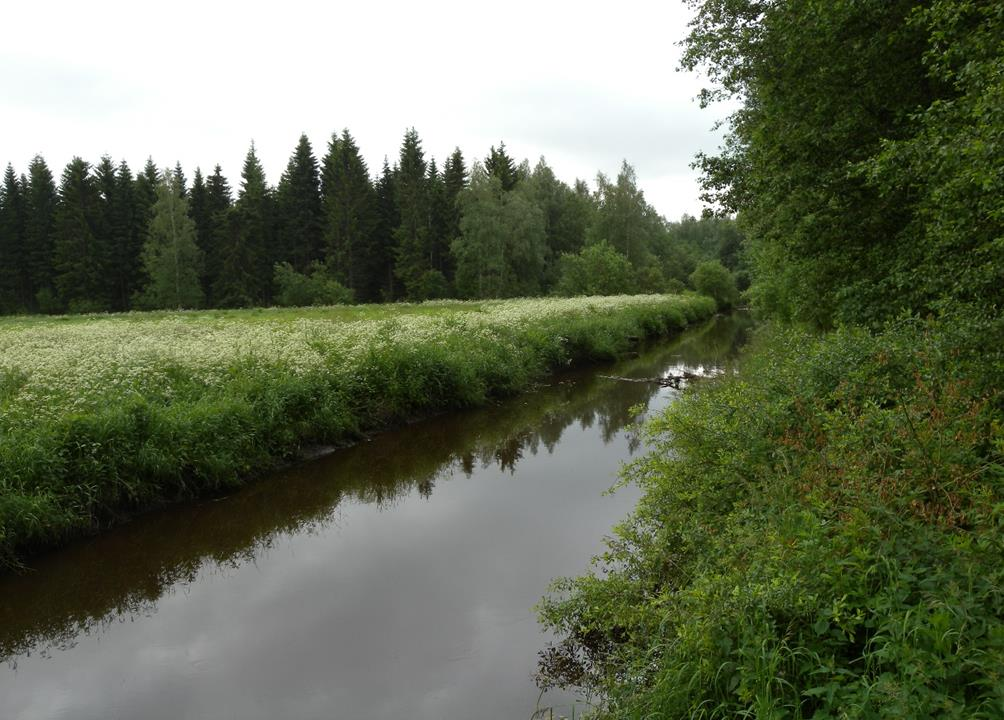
top-left (598, 370), bottom-right (706, 389)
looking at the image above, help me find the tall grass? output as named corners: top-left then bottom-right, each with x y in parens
top-left (538, 312), bottom-right (1004, 717)
top-left (0, 294), bottom-right (715, 567)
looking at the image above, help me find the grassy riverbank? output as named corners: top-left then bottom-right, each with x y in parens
top-left (0, 294), bottom-right (714, 567)
top-left (538, 312), bottom-right (1004, 717)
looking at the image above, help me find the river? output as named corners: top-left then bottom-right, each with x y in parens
top-left (0, 313), bottom-right (751, 720)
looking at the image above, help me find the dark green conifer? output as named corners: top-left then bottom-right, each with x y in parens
top-left (275, 133), bottom-right (323, 271)
top-left (484, 143), bottom-right (519, 191)
top-left (213, 143), bottom-right (272, 305)
top-left (393, 128), bottom-right (431, 298)
top-left (425, 158), bottom-right (452, 283)
top-left (442, 148), bottom-right (468, 234)
top-left (172, 162), bottom-right (187, 198)
top-left (53, 157), bottom-right (107, 312)
top-left (108, 160), bottom-right (142, 310)
top-left (0, 165), bottom-right (27, 311)
top-left (202, 165), bottom-right (233, 303)
top-left (321, 129), bottom-right (377, 298)
top-left (189, 167), bottom-right (209, 243)
top-left (372, 159), bottom-right (400, 301)
top-left (23, 155), bottom-right (57, 311)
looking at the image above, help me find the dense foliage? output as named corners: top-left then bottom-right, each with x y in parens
top-left (539, 317), bottom-right (1004, 717)
top-left (537, 1), bottom-right (1004, 717)
top-left (0, 136), bottom-right (744, 314)
top-left (683, 0), bottom-right (1003, 328)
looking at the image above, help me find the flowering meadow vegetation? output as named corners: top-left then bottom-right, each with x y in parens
top-left (0, 293), bottom-right (714, 567)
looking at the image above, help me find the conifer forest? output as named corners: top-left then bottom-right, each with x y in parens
top-left (0, 132), bottom-right (742, 314)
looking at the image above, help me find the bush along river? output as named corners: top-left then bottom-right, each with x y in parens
top-left (0, 313), bottom-right (751, 720)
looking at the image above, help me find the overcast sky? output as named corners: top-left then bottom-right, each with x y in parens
top-left (2, 0), bottom-right (730, 220)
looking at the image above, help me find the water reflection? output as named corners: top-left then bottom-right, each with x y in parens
top-left (0, 313), bottom-right (751, 720)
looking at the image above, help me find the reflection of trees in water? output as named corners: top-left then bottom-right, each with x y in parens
top-left (0, 313), bottom-right (752, 665)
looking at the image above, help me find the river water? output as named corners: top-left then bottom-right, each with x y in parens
top-left (0, 313), bottom-right (751, 720)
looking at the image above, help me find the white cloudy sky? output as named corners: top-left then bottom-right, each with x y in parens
top-left (2, 0), bottom-right (730, 220)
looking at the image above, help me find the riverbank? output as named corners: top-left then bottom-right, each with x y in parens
top-left (538, 311), bottom-right (1004, 716)
top-left (0, 294), bottom-right (715, 568)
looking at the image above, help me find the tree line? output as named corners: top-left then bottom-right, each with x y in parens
top-left (0, 129), bottom-right (743, 314)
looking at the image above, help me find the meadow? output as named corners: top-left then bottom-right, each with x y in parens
top-left (0, 293), bottom-right (715, 567)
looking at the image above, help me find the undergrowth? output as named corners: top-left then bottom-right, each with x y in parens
top-left (538, 309), bottom-right (1004, 718)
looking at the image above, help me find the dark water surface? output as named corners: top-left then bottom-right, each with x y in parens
top-left (0, 314), bottom-right (751, 720)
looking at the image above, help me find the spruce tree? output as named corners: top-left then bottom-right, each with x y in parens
top-left (189, 167), bottom-right (209, 247)
top-left (392, 128), bottom-right (432, 298)
top-left (213, 143), bottom-right (272, 306)
top-left (0, 165), bottom-right (26, 312)
top-left (372, 159), bottom-right (400, 301)
top-left (275, 133), bottom-right (322, 271)
top-left (203, 165), bottom-right (233, 303)
top-left (136, 172), bottom-right (204, 309)
top-left (321, 129), bottom-right (377, 298)
top-left (94, 156), bottom-right (119, 304)
top-left (172, 162), bottom-right (187, 198)
top-left (23, 155), bottom-right (57, 312)
top-left (96, 157), bottom-right (141, 311)
top-left (53, 157), bottom-right (107, 312)
top-left (484, 143), bottom-right (519, 191)
top-left (442, 148), bottom-right (468, 237)
top-left (425, 158), bottom-right (452, 289)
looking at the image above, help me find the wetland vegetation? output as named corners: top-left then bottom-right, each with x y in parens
top-left (0, 293), bottom-right (714, 567)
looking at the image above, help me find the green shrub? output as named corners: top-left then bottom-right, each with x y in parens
top-left (273, 261), bottom-right (354, 307)
top-left (690, 260), bottom-right (739, 310)
top-left (538, 316), bottom-right (1004, 717)
top-left (556, 242), bottom-right (635, 296)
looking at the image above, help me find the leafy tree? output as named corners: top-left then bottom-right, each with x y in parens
top-left (588, 161), bottom-right (665, 269)
top-left (276, 133), bottom-right (323, 271)
top-left (452, 164), bottom-right (546, 298)
top-left (53, 157), bottom-right (107, 312)
top-left (682, 0), bottom-right (942, 326)
top-left (658, 214), bottom-right (747, 286)
top-left (863, 2), bottom-right (1004, 318)
top-left (321, 129), bottom-right (377, 297)
top-left (526, 159), bottom-right (593, 290)
top-left (555, 240), bottom-right (635, 297)
top-left (272, 261), bottom-right (352, 307)
top-left (23, 155), bottom-right (58, 311)
top-left (135, 173), bottom-right (204, 309)
top-left (689, 259), bottom-right (739, 311)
